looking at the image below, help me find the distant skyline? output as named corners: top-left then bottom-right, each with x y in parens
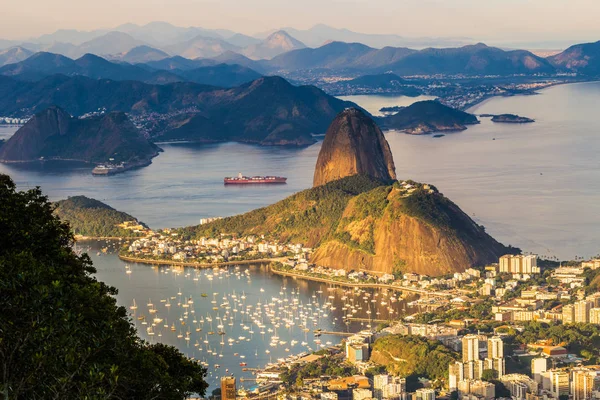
top-left (2, 0), bottom-right (599, 47)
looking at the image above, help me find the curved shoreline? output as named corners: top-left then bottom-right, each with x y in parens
top-left (269, 265), bottom-right (451, 297)
top-left (118, 254), bottom-right (284, 268)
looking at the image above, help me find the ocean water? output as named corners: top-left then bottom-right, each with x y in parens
top-left (338, 94), bottom-right (435, 116)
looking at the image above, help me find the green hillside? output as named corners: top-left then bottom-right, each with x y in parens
top-left (186, 175), bottom-right (386, 246)
top-left (54, 196), bottom-right (147, 238)
top-left (370, 335), bottom-right (459, 388)
top-left (185, 175), bottom-right (509, 276)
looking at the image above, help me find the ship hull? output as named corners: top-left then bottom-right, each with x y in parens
top-left (224, 178), bottom-right (287, 184)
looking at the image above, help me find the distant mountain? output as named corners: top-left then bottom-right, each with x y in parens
top-left (33, 29), bottom-right (109, 46)
top-left (257, 24), bottom-right (469, 49)
top-left (114, 45), bottom-right (170, 63)
top-left (143, 56), bottom-right (218, 71)
top-left (54, 196), bottom-right (148, 238)
top-left (0, 106), bottom-right (160, 163)
top-left (548, 41), bottom-right (600, 76)
top-left (0, 74), bottom-right (356, 146)
top-left (0, 52), bottom-right (78, 80)
top-left (383, 43), bottom-right (555, 76)
top-left (225, 33), bottom-right (261, 48)
top-left (380, 100), bottom-right (479, 134)
top-left (157, 76), bottom-right (357, 145)
top-left (176, 64), bottom-right (261, 87)
top-left (242, 30), bottom-right (306, 60)
top-left (211, 51), bottom-right (266, 72)
top-left (115, 22), bottom-right (225, 46)
top-left (266, 42), bottom-right (555, 76)
top-left (74, 32), bottom-right (148, 58)
top-left (165, 35), bottom-right (241, 59)
top-left (267, 41), bottom-right (374, 70)
top-left (0, 74), bottom-right (216, 116)
top-left (0, 47), bottom-right (34, 67)
top-left (0, 52), bottom-right (183, 83)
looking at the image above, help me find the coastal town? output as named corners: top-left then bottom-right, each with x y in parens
top-left (119, 229), bottom-right (600, 400)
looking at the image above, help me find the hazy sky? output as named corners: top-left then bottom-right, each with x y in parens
top-left (1, 0), bottom-right (598, 43)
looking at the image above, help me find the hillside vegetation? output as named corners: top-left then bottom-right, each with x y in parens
top-left (186, 175), bottom-right (508, 276)
top-left (370, 335), bottom-right (459, 388)
top-left (187, 175), bottom-right (386, 246)
top-left (54, 196), bottom-right (147, 238)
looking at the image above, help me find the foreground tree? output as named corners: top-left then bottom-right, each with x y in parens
top-left (0, 174), bottom-right (208, 399)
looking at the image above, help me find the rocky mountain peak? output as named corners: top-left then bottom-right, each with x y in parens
top-left (313, 108), bottom-right (396, 187)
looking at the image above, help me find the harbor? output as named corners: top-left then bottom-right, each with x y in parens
top-left (87, 240), bottom-right (421, 392)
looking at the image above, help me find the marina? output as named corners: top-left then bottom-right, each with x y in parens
top-left (87, 240), bottom-right (420, 391)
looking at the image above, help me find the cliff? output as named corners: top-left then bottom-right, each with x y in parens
top-left (310, 181), bottom-right (507, 276)
top-left (0, 106), bottom-right (160, 163)
top-left (313, 108), bottom-right (396, 187)
top-left (380, 100), bottom-right (479, 134)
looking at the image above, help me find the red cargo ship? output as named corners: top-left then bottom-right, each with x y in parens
top-left (224, 172), bottom-right (287, 185)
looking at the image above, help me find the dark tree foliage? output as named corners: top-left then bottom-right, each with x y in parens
top-left (0, 174), bottom-right (208, 399)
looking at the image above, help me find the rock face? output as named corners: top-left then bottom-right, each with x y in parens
top-left (0, 106), bottom-right (160, 163)
top-left (313, 108), bottom-right (396, 187)
top-left (309, 183), bottom-right (508, 276)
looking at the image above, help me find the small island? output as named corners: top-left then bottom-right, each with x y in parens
top-left (379, 106), bottom-right (406, 114)
top-left (481, 113), bottom-right (535, 123)
top-left (379, 100), bottom-right (480, 135)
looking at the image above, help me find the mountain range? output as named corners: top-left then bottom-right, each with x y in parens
top-left (3, 26), bottom-right (600, 78)
top-left (266, 42), bottom-right (554, 75)
top-left (0, 74), bottom-right (356, 145)
top-left (0, 52), bottom-right (262, 87)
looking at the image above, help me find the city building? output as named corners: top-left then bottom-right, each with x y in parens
top-left (353, 388), bottom-right (373, 400)
top-left (499, 255), bottom-right (540, 275)
top-left (457, 380), bottom-right (495, 400)
top-left (549, 370), bottom-right (570, 398)
top-left (414, 388), bottom-right (435, 400)
top-left (531, 358), bottom-right (548, 384)
top-left (221, 376), bottom-right (237, 400)
top-left (571, 366), bottom-right (600, 400)
top-left (575, 300), bottom-right (592, 323)
top-left (462, 335), bottom-right (480, 362)
top-left (374, 375), bottom-right (391, 400)
top-left (346, 339), bottom-right (370, 363)
top-left (500, 374), bottom-right (538, 400)
top-left (322, 393), bottom-right (339, 400)
top-left (563, 304), bottom-right (575, 324)
top-left (591, 308), bottom-right (600, 324)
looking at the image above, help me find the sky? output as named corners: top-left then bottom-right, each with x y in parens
top-left (1, 0), bottom-right (598, 44)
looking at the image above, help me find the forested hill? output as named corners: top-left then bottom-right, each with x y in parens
top-left (54, 196), bottom-right (147, 238)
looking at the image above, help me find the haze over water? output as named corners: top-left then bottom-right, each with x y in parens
top-left (2, 82), bottom-right (600, 259)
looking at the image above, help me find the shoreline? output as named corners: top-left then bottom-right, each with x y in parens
top-left (269, 265), bottom-right (451, 297)
top-left (118, 254), bottom-right (286, 268)
top-left (117, 253), bottom-right (449, 297)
